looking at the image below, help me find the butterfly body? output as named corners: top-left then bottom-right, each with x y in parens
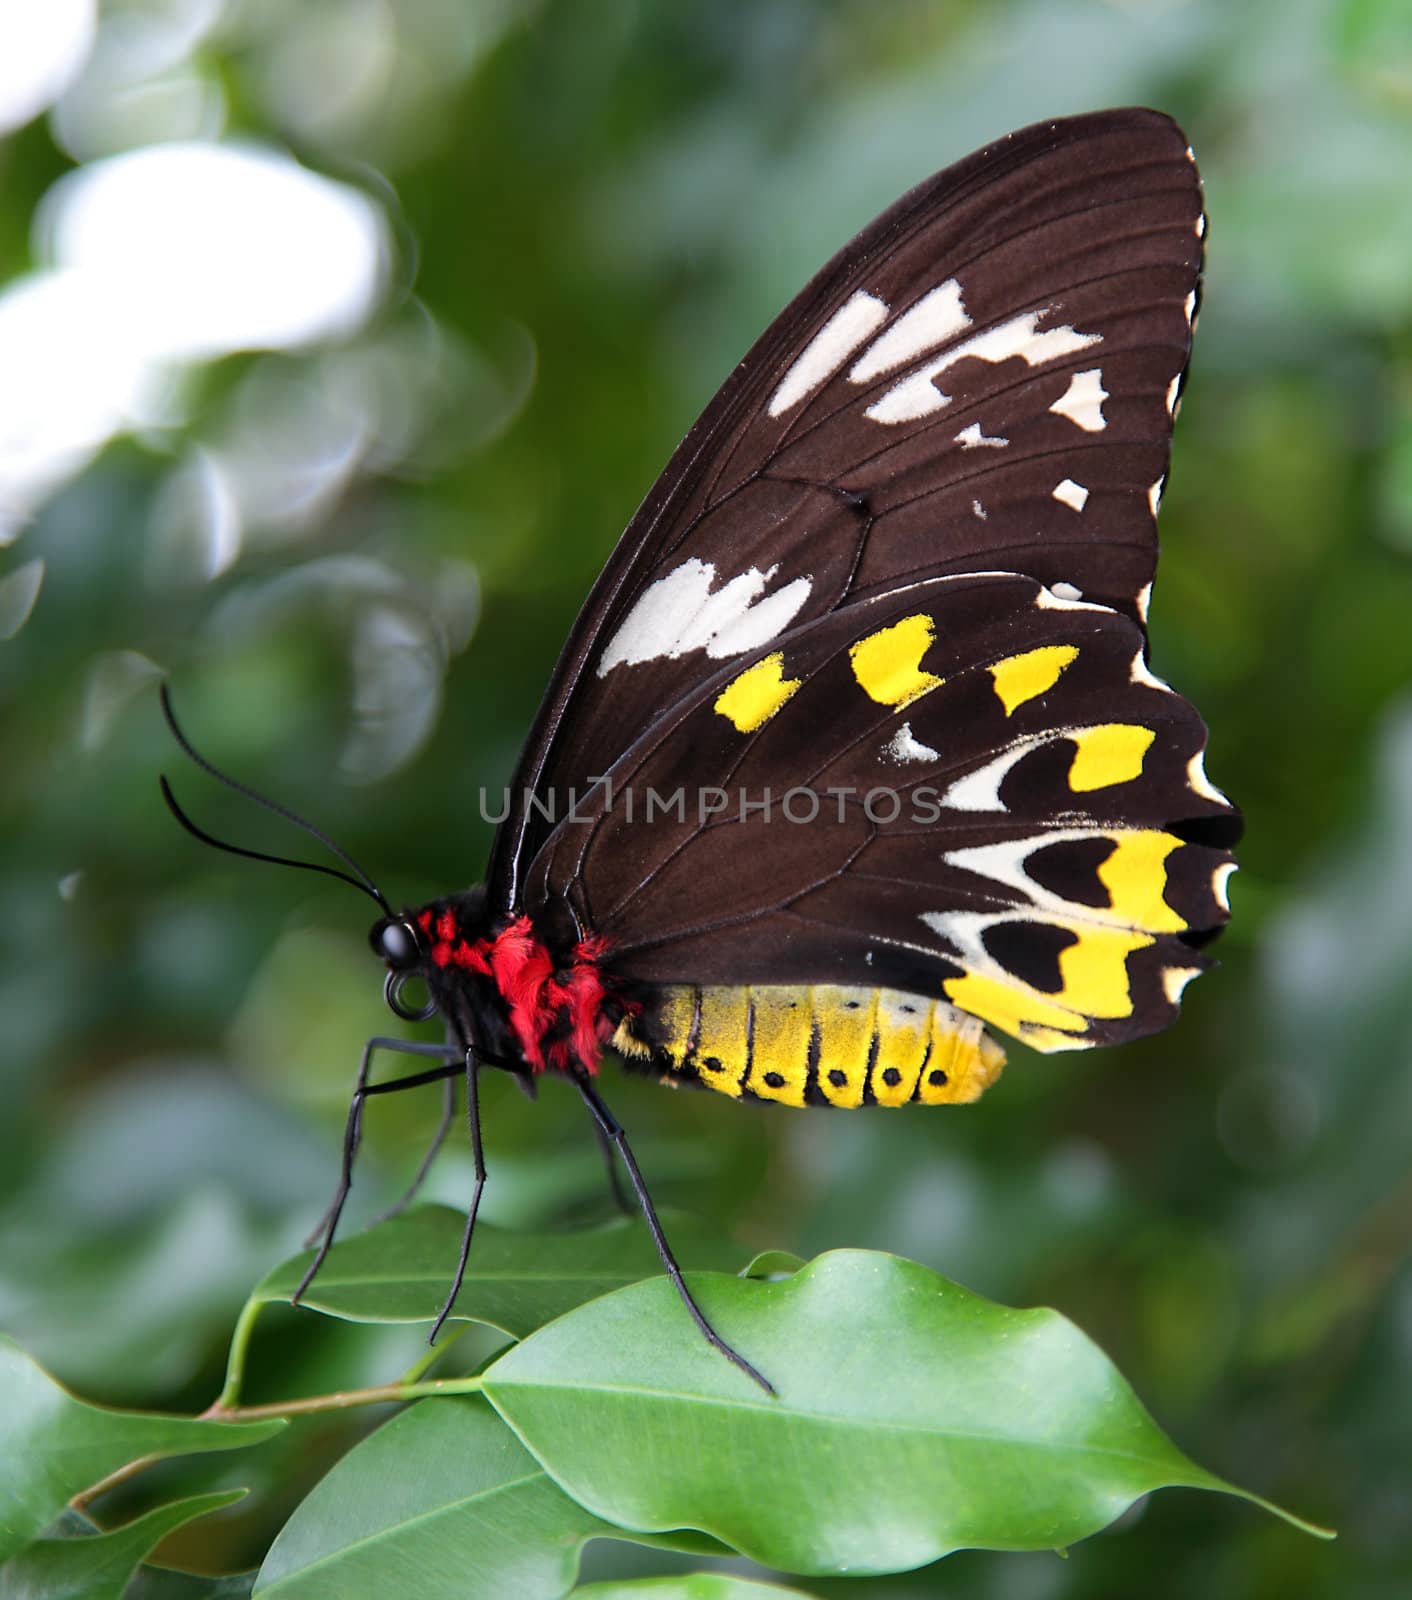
top-left (398, 891), bottom-right (1007, 1107)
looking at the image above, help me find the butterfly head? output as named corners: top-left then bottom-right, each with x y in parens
top-left (370, 911), bottom-right (437, 1021)
top-left (369, 887), bottom-right (522, 1048)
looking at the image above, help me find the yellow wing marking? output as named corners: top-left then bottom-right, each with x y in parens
top-left (743, 988), bottom-right (813, 1106)
top-left (1098, 831), bottom-right (1186, 932)
top-left (989, 644), bottom-right (1078, 716)
top-left (849, 615), bottom-right (944, 709)
top-left (1053, 925), bottom-right (1154, 1018)
top-left (945, 920), bottom-right (1156, 1049)
top-left (714, 652), bottom-right (802, 733)
top-left (1067, 723), bottom-right (1155, 791)
top-left (944, 970), bottom-right (1088, 1040)
top-left (934, 821), bottom-right (1196, 1049)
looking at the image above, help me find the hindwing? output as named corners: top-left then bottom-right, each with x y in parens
top-left (523, 574), bottom-right (1236, 1053)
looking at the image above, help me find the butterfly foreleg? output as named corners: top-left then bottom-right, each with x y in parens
top-left (570, 1068), bottom-right (775, 1396)
top-left (294, 1038), bottom-right (460, 1303)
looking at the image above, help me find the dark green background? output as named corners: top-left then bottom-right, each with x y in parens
top-left (2, 1), bottom-right (1409, 1593)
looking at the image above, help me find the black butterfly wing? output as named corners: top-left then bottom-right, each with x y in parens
top-left (523, 573), bottom-right (1236, 1052)
top-left (489, 107), bottom-right (1206, 908)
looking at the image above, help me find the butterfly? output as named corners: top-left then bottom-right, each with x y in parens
top-left (163, 107), bottom-right (1239, 1393)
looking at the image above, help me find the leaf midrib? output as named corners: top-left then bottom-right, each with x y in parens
top-left (487, 1379), bottom-right (1211, 1477)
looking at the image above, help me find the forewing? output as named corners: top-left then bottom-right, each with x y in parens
top-left (490, 108), bottom-right (1206, 905)
top-left (523, 575), bottom-right (1238, 1053)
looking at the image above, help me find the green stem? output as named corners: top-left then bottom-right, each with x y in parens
top-left (69, 1375), bottom-right (485, 1513)
top-left (216, 1291), bottom-right (267, 1409)
top-left (205, 1373), bottom-right (485, 1423)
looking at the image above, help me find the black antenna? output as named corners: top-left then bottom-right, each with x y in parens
top-left (159, 683), bottom-right (392, 915)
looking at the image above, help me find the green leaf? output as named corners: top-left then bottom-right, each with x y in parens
top-left (255, 1396), bottom-right (721, 1598)
top-left (572, 1580), bottom-right (821, 1598)
top-left (0, 1334), bottom-right (283, 1563)
top-left (252, 1206), bottom-right (747, 1338)
top-left (484, 1251), bottom-right (1331, 1575)
top-left (0, 1490), bottom-right (245, 1600)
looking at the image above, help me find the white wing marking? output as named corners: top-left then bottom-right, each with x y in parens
top-left (848, 280), bottom-right (970, 382)
top-left (598, 557), bottom-right (811, 674)
top-left (1048, 368), bottom-right (1108, 432)
top-left (1052, 478), bottom-right (1089, 512)
top-left (865, 312), bottom-right (1101, 425)
top-left (768, 290), bottom-right (888, 417)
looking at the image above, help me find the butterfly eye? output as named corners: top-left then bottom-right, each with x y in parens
top-left (371, 917), bottom-right (421, 970)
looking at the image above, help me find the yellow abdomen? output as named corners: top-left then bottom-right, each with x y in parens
top-left (615, 984), bottom-right (1005, 1108)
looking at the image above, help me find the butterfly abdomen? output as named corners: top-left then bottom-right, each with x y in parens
top-left (614, 984), bottom-right (1006, 1108)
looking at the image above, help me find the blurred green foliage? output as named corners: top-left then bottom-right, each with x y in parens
top-left (2, 0), bottom-right (1410, 1593)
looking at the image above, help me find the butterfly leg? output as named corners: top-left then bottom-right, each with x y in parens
top-left (571, 1070), bottom-right (774, 1396)
top-left (370, 1072), bottom-right (458, 1226)
top-left (592, 1118), bottom-right (635, 1216)
top-left (429, 1048), bottom-right (486, 1346)
top-left (294, 1039), bottom-right (460, 1303)
top-left (301, 1037), bottom-right (458, 1246)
